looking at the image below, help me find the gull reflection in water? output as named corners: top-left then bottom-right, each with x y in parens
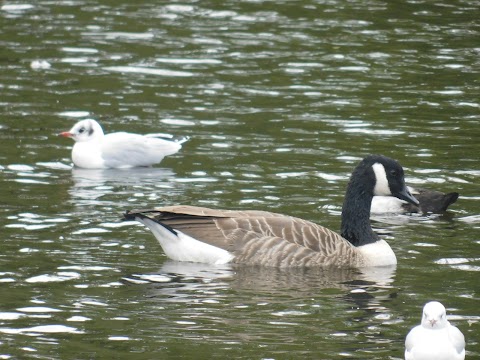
top-left (69, 167), bottom-right (176, 206)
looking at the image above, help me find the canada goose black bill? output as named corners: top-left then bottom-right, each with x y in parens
top-left (124, 155), bottom-right (419, 268)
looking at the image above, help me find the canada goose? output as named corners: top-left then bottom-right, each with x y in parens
top-left (124, 155), bottom-right (419, 268)
top-left (59, 119), bottom-right (188, 169)
top-left (372, 187), bottom-right (459, 214)
top-left (405, 301), bottom-right (465, 360)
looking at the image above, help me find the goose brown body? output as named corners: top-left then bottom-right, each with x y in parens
top-left (126, 206), bottom-right (364, 267)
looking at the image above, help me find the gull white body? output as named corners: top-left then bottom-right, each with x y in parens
top-left (60, 119), bottom-right (188, 169)
top-left (405, 301), bottom-right (465, 360)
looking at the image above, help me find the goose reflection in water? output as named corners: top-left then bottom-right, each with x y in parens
top-left (123, 261), bottom-right (396, 304)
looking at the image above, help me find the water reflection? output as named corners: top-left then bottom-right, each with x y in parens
top-left (233, 265), bottom-right (396, 292)
top-left (123, 261), bottom-right (233, 303)
top-left (125, 261), bottom-right (396, 302)
top-left (69, 167), bottom-right (176, 205)
top-left (120, 261), bottom-right (399, 358)
top-left (71, 167), bottom-right (176, 187)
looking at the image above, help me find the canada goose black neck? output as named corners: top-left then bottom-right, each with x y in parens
top-left (341, 157), bottom-right (378, 247)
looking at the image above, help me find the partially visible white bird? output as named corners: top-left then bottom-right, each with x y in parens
top-left (405, 301), bottom-right (465, 360)
top-left (371, 186), bottom-right (459, 214)
top-left (60, 119), bottom-right (188, 169)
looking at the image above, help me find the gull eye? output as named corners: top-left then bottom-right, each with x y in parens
top-left (78, 127), bottom-right (86, 134)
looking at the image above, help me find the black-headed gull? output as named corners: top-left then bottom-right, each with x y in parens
top-left (371, 186), bottom-right (459, 214)
top-left (60, 119), bottom-right (188, 169)
top-left (405, 301), bottom-right (465, 360)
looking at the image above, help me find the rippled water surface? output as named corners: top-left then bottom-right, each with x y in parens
top-left (1, 0), bottom-right (479, 359)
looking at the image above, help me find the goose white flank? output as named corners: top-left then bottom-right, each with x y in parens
top-left (60, 119), bottom-right (189, 169)
top-left (124, 154), bottom-right (419, 268)
top-left (405, 301), bottom-right (465, 360)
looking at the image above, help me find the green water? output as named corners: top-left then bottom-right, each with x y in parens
top-left (1, 0), bottom-right (479, 359)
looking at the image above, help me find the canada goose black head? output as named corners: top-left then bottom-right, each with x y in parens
top-left (376, 156), bottom-right (419, 203)
top-left (341, 155), bottom-right (418, 246)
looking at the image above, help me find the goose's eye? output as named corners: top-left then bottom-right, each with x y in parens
top-left (390, 170), bottom-right (397, 177)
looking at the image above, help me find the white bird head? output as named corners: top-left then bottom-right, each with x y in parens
top-left (421, 301), bottom-right (449, 330)
top-left (60, 119), bottom-right (104, 142)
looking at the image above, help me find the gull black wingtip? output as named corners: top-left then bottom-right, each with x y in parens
top-left (177, 135), bottom-right (190, 144)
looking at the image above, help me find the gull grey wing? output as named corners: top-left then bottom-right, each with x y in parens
top-left (448, 325), bottom-right (466, 355)
top-left (145, 133), bottom-right (190, 144)
top-left (102, 133), bottom-right (181, 167)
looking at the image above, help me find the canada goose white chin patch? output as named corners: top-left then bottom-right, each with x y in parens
top-left (372, 163), bottom-right (392, 196)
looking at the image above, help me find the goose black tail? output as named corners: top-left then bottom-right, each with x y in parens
top-left (123, 210), bottom-right (178, 236)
